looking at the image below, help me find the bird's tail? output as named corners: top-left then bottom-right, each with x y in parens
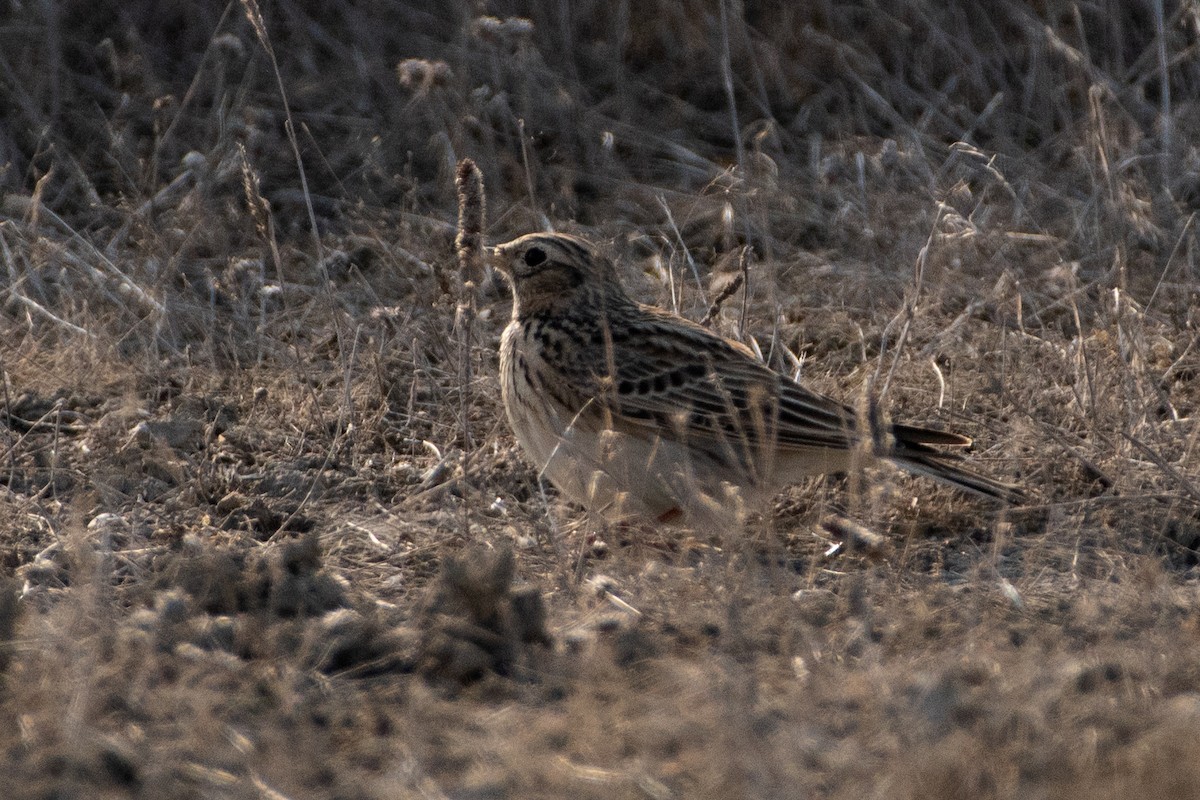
top-left (889, 450), bottom-right (1027, 504)
top-left (887, 423), bottom-right (1026, 504)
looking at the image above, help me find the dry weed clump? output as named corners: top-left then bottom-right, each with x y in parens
top-left (0, 0), bottom-right (1199, 796)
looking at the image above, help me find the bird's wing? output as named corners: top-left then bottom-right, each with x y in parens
top-left (568, 307), bottom-right (863, 454)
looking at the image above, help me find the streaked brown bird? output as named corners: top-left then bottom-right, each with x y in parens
top-left (491, 232), bottom-right (1023, 526)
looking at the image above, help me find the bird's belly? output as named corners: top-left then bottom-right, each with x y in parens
top-left (507, 394), bottom-right (750, 526)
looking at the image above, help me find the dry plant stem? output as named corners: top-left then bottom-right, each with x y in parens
top-left (238, 143), bottom-right (282, 367)
top-left (656, 196), bottom-right (709, 306)
top-left (240, 0), bottom-right (352, 438)
top-left (0, 367), bottom-right (11, 491)
top-left (342, 325), bottom-right (362, 446)
top-left (717, 0), bottom-right (744, 171)
top-left (516, 119), bottom-right (538, 215)
top-left (455, 290), bottom-right (478, 540)
top-left (1152, 0), bottom-right (1171, 183)
top-left (1145, 211), bottom-right (1195, 314)
top-left (454, 159), bottom-right (486, 284)
top-left (11, 194), bottom-right (164, 318)
top-left (48, 401), bottom-right (63, 502)
top-left (738, 245), bottom-right (750, 341)
top-left (454, 158), bottom-right (486, 539)
top-left (700, 247), bottom-right (751, 328)
top-left (0, 218), bottom-right (41, 303)
top-left (0, 401), bottom-right (70, 496)
top-left (5, 291), bottom-right (90, 339)
top-left (239, 0), bottom-right (323, 263)
top-left (1122, 433), bottom-right (1200, 505)
top-left (874, 203), bottom-right (940, 402)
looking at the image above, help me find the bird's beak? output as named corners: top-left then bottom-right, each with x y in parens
top-left (480, 246), bottom-right (509, 299)
top-left (486, 244), bottom-right (512, 275)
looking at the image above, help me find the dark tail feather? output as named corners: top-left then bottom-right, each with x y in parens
top-left (891, 423), bottom-right (972, 448)
top-left (889, 450), bottom-right (1027, 504)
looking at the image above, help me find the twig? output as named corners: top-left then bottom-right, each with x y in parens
top-left (1123, 432), bottom-right (1200, 504)
top-left (5, 290), bottom-right (92, 339)
top-left (873, 202), bottom-right (943, 401)
top-left (656, 196), bottom-right (709, 306)
top-left (700, 246), bottom-right (752, 328)
top-left (239, 0), bottom-right (323, 264)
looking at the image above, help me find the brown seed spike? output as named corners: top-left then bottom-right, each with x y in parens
top-left (455, 158), bottom-right (486, 285)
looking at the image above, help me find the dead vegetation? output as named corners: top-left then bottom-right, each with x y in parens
top-left (2, 0), bottom-right (1200, 797)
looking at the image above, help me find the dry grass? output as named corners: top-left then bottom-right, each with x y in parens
top-left (2, 1), bottom-right (1200, 797)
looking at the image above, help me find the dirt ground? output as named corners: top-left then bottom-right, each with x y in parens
top-left (3, 2), bottom-right (1200, 798)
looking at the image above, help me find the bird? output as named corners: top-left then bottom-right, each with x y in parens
top-left (489, 231), bottom-right (1024, 527)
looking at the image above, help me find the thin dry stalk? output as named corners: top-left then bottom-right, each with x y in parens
top-left (717, 0), bottom-right (744, 171)
top-left (701, 246), bottom-right (752, 329)
top-left (454, 158), bottom-right (486, 285)
top-left (873, 202), bottom-right (941, 401)
top-left (453, 158), bottom-right (487, 539)
top-left (238, 0), bottom-right (323, 263)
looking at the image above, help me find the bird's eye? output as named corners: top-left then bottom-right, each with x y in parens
top-left (523, 247), bottom-right (547, 267)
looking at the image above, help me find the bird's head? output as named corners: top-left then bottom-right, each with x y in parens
top-left (489, 232), bottom-right (622, 317)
